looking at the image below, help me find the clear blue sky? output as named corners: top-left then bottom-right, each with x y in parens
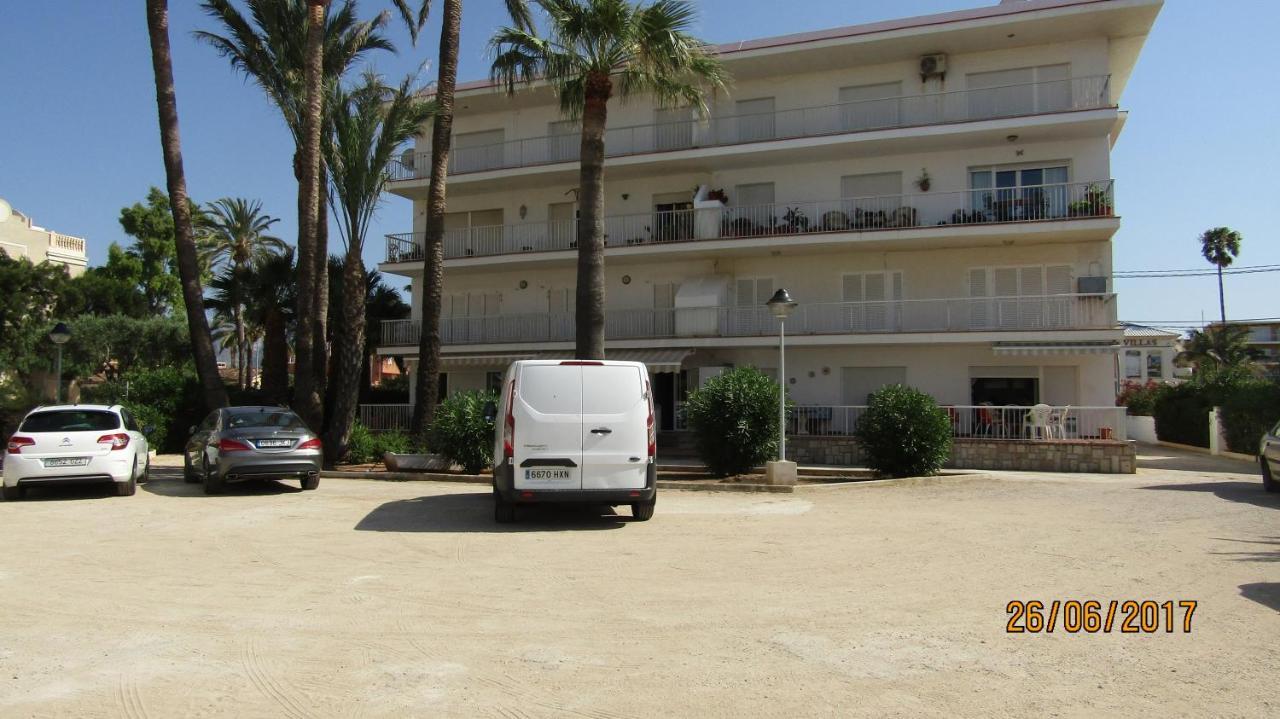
top-left (1, 0), bottom-right (1275, 329)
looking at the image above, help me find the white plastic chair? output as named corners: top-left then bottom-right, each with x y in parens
top-left (1047, 405), bottom-right (1072, 439)
top-left (1024, 404), bottom-right (1053, 440)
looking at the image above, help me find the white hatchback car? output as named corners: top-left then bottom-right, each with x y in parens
top-left (3, 405), bottom-right (150, 500)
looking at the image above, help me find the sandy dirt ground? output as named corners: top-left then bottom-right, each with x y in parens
top-left (1, 447), bottom-right (1277, 717)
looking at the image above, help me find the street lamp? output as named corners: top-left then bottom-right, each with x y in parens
top-left (49, 322), bottom-right (71, 403)
top-left (765, 288), bottom-right (798, 464)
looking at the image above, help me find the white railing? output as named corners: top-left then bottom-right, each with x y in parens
top-left (385, 180), bottom-right (1115, 263)
top-left (51, 232), bottom-right (86, 254)
top-left (358, 404), bottom-right (413, 433)
top-left (389, 75), bottom-right (1111, 179)
top-left (790, 405), bottom-right (1127, 441)
top-left (380, 293), bottom-right (1117, 347)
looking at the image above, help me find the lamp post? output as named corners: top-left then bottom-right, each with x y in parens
top-left (49, 322), bottom-right (71, 403)
top-left (765, 289), bottom-right (798, 463)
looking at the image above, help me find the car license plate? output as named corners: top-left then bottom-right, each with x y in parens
top-left (256, 439), bottom-right (293, 448)
top-left (525, 469), bottom-right (571, 480)
top-left (43, 457), bottom-right (90, 468)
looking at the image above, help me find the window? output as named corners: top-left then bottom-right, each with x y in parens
top-left (968, 265), bottom-right (1074, 329)
top-left (1125, 350), bottom-right (1143, 379)
top-left (651, 191), bottom-right (694, 243)
top-left (842, 367), bottom-right (907, 405)
top-left (548, 201), bottom-right (577, 249)
top-left (730, 277), bottom-right (773, 334)
top-left (1146, 352), bottom-right (1164, 379)
top-left (452, 129), bottom-right (505, 172)
top-left (443, 208), bottom-right (505, 256)
top-left (519, 365), bottom-right (582, 415)
top-left (841, 172), bottom-right (904, 225)
top-left (735, 97), bottom-right (776, 142)
top-left (969, 164), bottom-right (1070, 220)
top-left (225, 410), bottom-right (307, 430)
top-left (726, 183), bottom-right (776, 235)
top-left (653, 282), bottom-right (676, 337)
top-left (839, 82), bottom-right (902, 130)
top-left (581, 365), bottom-right (645, 414)
top-left (654, 107), bottom-right (693, 150)
top-left (966, 64), bottom-right (1070, 118)
top-left (20, 410), bottom-right (120, 433)
top-left (843, 271), bottom-right (903, 331)
top-left (486, 371), bottom-right (504, 393)
top-left (548, 120), bottom-right (579, 162)
top-left (121, 409), bottom-right (140, 432)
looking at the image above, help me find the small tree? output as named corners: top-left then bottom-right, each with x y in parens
top-left (855, 385), bottom-right (952, 478)
top-left (428, 390), bottom-right (498, 474)
top-left (684, 367), bottom-right (780, 477)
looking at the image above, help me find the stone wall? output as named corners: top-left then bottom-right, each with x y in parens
top-left (786, 436), bottom-right (1136, 474)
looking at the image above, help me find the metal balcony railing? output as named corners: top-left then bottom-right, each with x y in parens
top-left (388, 75), bottom-right (1111, 180)
top-left (378, 293), bottom-right (1117, 347)
top-left (384, 180), bottom-right (1115, 263)
top-left (788, 405), bottom-right (1127, 441)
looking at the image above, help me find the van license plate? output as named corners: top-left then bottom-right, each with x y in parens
top-left (44, 457), bottom-right (90, 468)
top-left (525, 469), bottom-right (571, 480)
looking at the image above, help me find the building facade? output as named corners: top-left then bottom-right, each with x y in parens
top-left (1116, 323), bottom-right (1185, 393)
top-left (0, 199), bottom-right (88, 277)
top-left (368, 0), bottom-right (1161, 434)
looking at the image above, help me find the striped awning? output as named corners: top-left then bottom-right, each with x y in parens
top-left (992, 341), bottom-right (1121, 357)
top-left (437, 348), bottom-right (693, 373)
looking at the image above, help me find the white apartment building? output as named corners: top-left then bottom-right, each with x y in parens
top-left (367, 0), bottom-right (1161, 435)
top-left (0, 198), bottom-right (88, 277)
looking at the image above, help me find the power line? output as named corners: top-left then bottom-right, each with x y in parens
top-left (1114, 263), bottom-right (1280, 278)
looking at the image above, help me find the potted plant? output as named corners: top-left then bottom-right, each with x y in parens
top-left (706, 187), bottom-right (728, 204)
top-left (914, 168), bottom-right (931, 192)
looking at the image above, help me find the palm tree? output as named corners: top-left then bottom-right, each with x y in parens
top-left (145, 0), bottom-right (229, 410)
top-left (324, 72), bottom-right (434, 462)
top-left (1177, 324), bottom-right (1259, 373)
top-left (490, 0), bottom-right (726, 359)
top-left (199, 198), bottom-right (285, 388)
top-left (410, 0), bottom-right (534, 448)
top-left (327, 256), bottom-right (410, 401)
top-left (1199, 227), bottom-right (1243, 325)
top-left (244, 250), bottom-right (297, 402)
top-left (197, 0), bottom-right (396, 430)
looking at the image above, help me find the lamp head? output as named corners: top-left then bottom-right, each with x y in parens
top-left (765, 288), bottom-right (798, 319)
top-left (49, 322), bottom-right (71, 345)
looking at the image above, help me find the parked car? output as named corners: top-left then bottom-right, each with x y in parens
top-left (184, 406), bottom-right (322, 495)
top-left (1257, 421), bottom-right (1280, 492)
top-left (491, 360), bottom-right (656, 523)
top-left (3, 405), bottom-right (150, 500)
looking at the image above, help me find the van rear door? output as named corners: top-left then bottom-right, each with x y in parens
top-left (512, 363), bottom-right (582, 491)
top-left (580, 364), bottom-right (649, 490)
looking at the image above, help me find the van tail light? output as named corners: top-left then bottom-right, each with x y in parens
top-left (7, 436), bottom-right (35, 454)
top-left (502, 379), bottom-right (516, 458)
top-left (217, 438), bottom-right (253, 452)
top-left (97, 433), bottom-right (131, 450)
top-left (297, 438), bottom-right (322, 450)
top-left (646, 382), bottom-right (656, 458)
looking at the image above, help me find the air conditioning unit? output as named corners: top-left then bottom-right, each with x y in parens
top-left (919, 53), bottom-right (948, 81)
top-left (1077, 276), bottom-right (1107, 295)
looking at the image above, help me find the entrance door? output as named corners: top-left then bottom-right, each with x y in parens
top-left (548, 201), bottom-right (577, 250)
top-left (653, 372), bottom-right (675, 431)
top-left (970, 377), bottom-right (1038, 406)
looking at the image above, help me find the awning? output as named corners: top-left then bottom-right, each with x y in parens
top-left (437, 348), bottom-right (693, 373)
top-left (992, 341), bottom-right (1121, 357)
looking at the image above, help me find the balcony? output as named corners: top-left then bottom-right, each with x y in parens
top-left (379, 293), bottom-right (1117, 348)
top-left (384, 180), bottom-right (1115, 264)
top-left (388, 75), bottom-right (1111, 181)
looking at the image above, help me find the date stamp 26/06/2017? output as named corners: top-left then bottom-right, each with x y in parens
top-left (1006, 600), bottom-right (1197, 634)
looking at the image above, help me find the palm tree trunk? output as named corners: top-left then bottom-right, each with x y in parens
top-left (262, 308), bottom-right (289, 401)
top-left (314, 164), bottom-right (330, 411)
top-left (234, 290), bottom-right (247, 390)
top-left (325, 249), bottom-right (366, 465)
top-left (145, 0), bottom-right (228, 411)
top-left (411, 0), bottom-right (461, 446)
top-left (293, 0), bottom-right (328, 432)
top-left (1217, 264), bottom-right (1227, 325)
top-left (575, 73), bottom-right (610, 360)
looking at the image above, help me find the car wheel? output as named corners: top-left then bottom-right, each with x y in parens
top-left (2, 485), bottom-right (23, 501)
top-left (300, 475), bottom-right (320, 491)
top-left (116, 476), bottom-right (137, 497)
top-left (1262, 458), bottom-right (1279, 493)
top-left (183, 455), bottom-right (200, 483)
top-left (494, 491), bottom-right (516, 524)
top-left (139, 457), bottom-right (151, 484)
top-left (203, 458), bottom-right (225, 495)
top-left (631, 500), bottom-right (655, 521)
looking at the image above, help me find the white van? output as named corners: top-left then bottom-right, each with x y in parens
top-left (492, 360), bottom-right (656, 523)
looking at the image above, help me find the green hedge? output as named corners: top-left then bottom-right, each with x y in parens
top-left (346, 422), bottom-right (412, 465)
top-left (1152, 382), bottom-right (1215, 448)
top-left (1221, 382), bottom-right (1280, 454)
top-left (684, 367), bottom-right (781, 477)
top-left (81, 365), bottom-right (204, 452)
top-left (428, 390), bottom-right (497, 474)
top-left (1151, 375), bottom-right (1280, 454)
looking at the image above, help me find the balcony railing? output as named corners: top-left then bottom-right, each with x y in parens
top-left (50, 232), bottom-right (86, 254)
top-left (789, 405), bottom-right (1127, 441)
top-left (385, 180), bottom-right (1114, 263)
top-left (388, 75), bottom-right (1111, 180)
top-left (379, 293), bottom-right (1116, 347)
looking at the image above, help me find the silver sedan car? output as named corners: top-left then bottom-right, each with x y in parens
top-left (1258, 420), bottom-right (1280, 493)
top-left (184, 406), bottom-right (322, 494)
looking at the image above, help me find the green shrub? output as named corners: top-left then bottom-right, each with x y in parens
top-left (1152, 382), bottom-right (1214, 447)
top-left (81, 364), bottom-right (203, 452)
top-left (854, 385), bottom-right (952, 478)
top-left (428, 390), bottom-right (497, 474)
top-left (684, 367), bottom-right (781, 477)
top-left (345, 421), bottom-right (412, 465)
top-left (1220, 381), bottom-right (1280, 455)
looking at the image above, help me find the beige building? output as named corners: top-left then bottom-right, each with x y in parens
top-left (364, 0), bottom-right (1161, 435)
top-left (0, 198), bottom-right (88, 277)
